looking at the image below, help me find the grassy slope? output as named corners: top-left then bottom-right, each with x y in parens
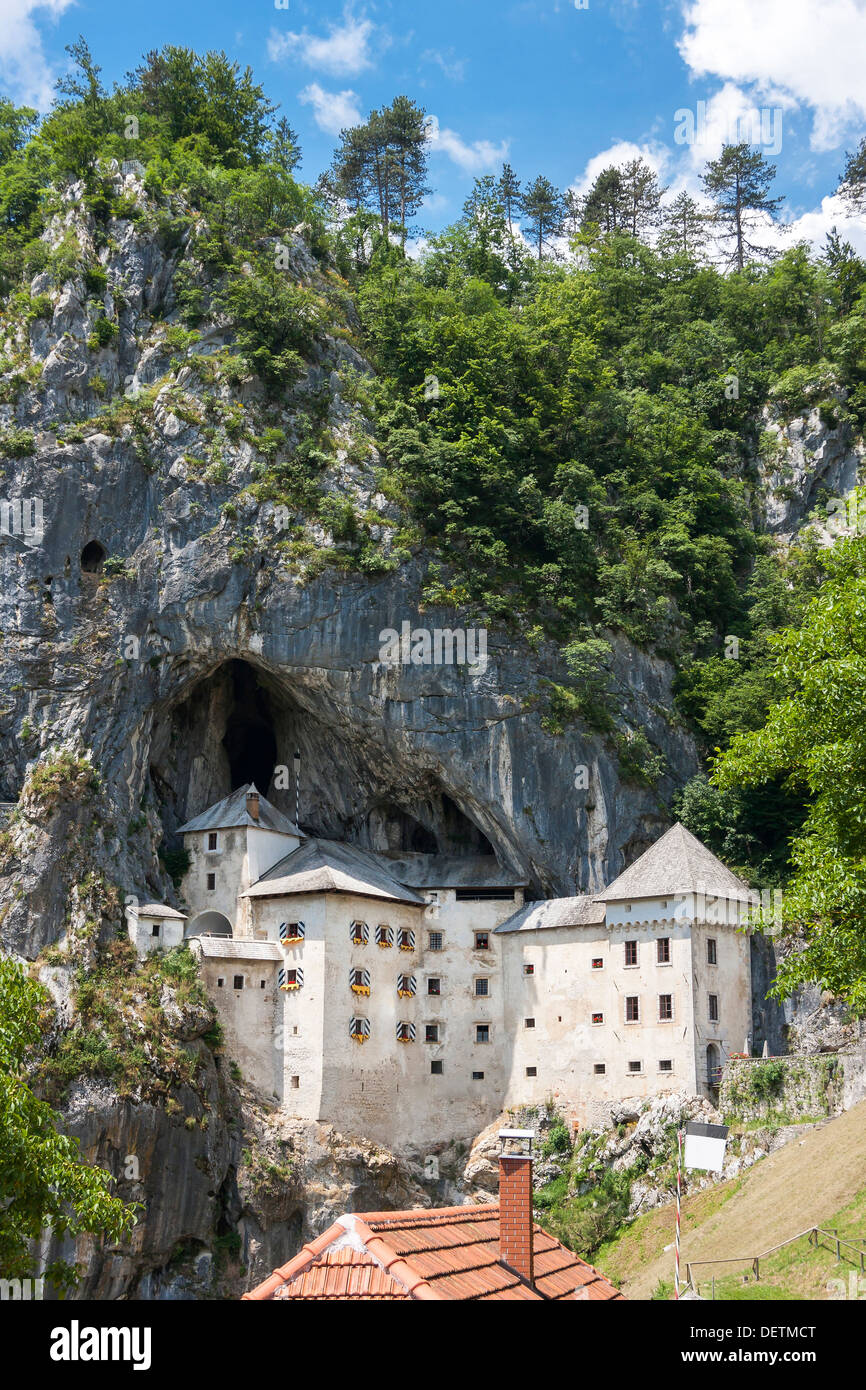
top-left (594, 1099), bottom-right (866, 1300)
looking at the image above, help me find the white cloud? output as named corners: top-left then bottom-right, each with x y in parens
top-left (268, 8), bottom-right (378, 78)
top-left (0, 0), bottom-right (75, 109)
top-left (298, 83), bottom-right (362, 136)
top-left (421, 48), bottom-right (467, 83)
top-left (569, 139), bottom-right (672, 197)
top-left (678, 0), bottom-right (866, 150)
top-left (424, 115), bottom-right (508, 173)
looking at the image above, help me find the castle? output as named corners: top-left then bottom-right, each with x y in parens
top-left (128, 784), bottom-right (753, 1151)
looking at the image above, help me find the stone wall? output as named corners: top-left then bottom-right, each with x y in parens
top-left (719, 1055), bottom-right (846, 1123)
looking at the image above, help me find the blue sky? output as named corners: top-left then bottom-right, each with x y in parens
top-left (3, 0), bottom-right (866, 249)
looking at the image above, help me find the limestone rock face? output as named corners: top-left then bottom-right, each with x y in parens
top-left (757, 397), bottom-right (864, 540)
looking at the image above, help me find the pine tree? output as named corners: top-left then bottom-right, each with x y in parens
top-left (702, 142), bottom-right (784, 271)
top-left (581, 166), bottom-right (624, 234)
top-left (522, 174), bottom-right (565, 259)
top-left (619, 157), bottom-right (665, 238)
top-left (659, 191), bottom-right (710, 260)
top-left (562, 187), bottom-right (583, 242)
top-left (270, 116), bottom-right (301, 175)
top-left (838, 137), bottom-right (866, 212)
top-left (497, 162), bottom-right (522, 235)
top-left (328, 96), bottom-right (429, 247)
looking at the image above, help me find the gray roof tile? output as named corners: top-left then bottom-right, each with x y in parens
top-left (178, 784), bottom-right (302, 837)
top-left (594, 823), bottom-right (751, 902)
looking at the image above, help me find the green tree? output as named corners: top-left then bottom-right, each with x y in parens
top-left (497, 161), bottom-right (522, 236)
top-left (702, 142), bottom-right (784, 271)
top-left (522, 174), bottom-right (565, 258)
top-left (0, 956), bottom-right (136, 1288)
top-left (659, 191), bottom-right (710, 260)
top-left (838, 136), bottom-right (866, 212)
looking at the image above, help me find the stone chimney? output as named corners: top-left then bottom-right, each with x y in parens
top-left (246, 786), bottom-right (260, 822)
top-left (498, 1129), bottom-right (534, 1285)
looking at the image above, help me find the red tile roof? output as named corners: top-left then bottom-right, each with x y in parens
top-left (243, 1205), bottom-right (624, 1302)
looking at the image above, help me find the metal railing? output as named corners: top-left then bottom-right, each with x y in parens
top-left (686, 1226), bottom-right (866, 1290)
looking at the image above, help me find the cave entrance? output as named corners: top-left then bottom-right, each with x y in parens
top-left (221, 660), bottom-right (278, 794)
top-left (186, 910), bottom-right (233, 938)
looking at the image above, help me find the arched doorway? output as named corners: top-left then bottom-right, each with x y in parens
top-left (185, 911), bottom-right (233, 938)
top-left (706, 1043), bottom-right (720, 1090)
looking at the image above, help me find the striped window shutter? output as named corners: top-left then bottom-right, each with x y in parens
top-left (400, 929), bottom-right (416, 951)
top-left (351, 921), bottom-right (369, 944)
top-left (397, 974), bottom-right (417, 997)
top-left (350, 967), bottom-right (371, 994)
top-left (376, 924), bottom-right (393, 947)
top-left (278, 967), bottom-right (303, 991)
top-left (396, 1021), bottom-right (416, 1042)
top-left (279, 921), bottom-right (305, 943)
top-left (350, 1017), bottom-right (371, 1043)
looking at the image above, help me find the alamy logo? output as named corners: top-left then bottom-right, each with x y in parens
top-left (0, 1278), bottom-right (44, 1300)
top-left (379, 622), bottom-right (488, 673)
top-left (0, 497), bottom-right (44, 545)
top-left (49, 1320), bottom-right (152, 1371)
top-left (674, 101), bottom-right (783, 155)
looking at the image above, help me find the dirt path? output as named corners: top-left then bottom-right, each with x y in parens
top-left (625, 1100), bottom-right (866, 1299)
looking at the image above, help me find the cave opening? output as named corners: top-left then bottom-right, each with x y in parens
top-left (81, 540), bottom-right (106, 573)
top-left (221, 660), bottom-right (278, 794)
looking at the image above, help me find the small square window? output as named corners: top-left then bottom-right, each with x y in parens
top-left (290, 1075), bottom-right (300, 1089)
top-left (659, 1059), bottom-right (673, 1073)
top-left (233, 975), bottom-right (244, 990)
top-left (628, 1060), bottom-right (642, 1074)
top-left (624, 941), bottom-right (638, 966)
top-left (594, 1063), bottom-right (606, 1075)
top-left (625, 996), bottom-right (640, 1023)
top-left (207, 832), bottom-right (218, 852)
top-left (658, 994), bottom-right (673, 1021)
top-left (707, 938), bottom-right (718, 966)
top-left (591, 957), bottom-right (604, 970)
top-left (206, 873), bottom-right (216, 891)
top-left (709, 993), bottom-right (719, 1023)
top-left (428, 931), bottom-right (443, 951)
top-left (472, 1071), bottom-right (485, 1081)
top-left (525, 1066), bottom-right (537, 1078)
top-left (151, 924), bottom-right (160, 936)
top-left (474, 932), bottom-right (490, 951)
top-left (524, 1017), bottom-right (535, 1029)
top-left (657, 937), bottom-right (671, 964)
top-left (425, 1024), bottom-right (440, 1043)
top-left (430, 1060), bottom-right (444, 1075)
top-left (475, 1024), bottom-right (490, 1044)
top-left (523, 962), bottom-right (535, 976)
top-left (427, 977), bottom-right (441, 996)
top-left (592, 1012), bottom-right (604, 1025)
top-left (475, 978), bottom-right (489, 997)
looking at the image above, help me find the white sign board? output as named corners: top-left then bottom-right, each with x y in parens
top-left (683, 1122), bottom-right (729, 1174)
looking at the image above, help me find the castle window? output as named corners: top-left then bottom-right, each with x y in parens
top-left (592, 1012), bottom-right (604, 1025)
top-left (207, 832), bottom-right (219, 852)
top-left (397, 973), bottom-right (416, 998)
top-left (260, 980), bottom-right (266, 989)
top-left (475, 1024), bottom-right (490, 1044)
top-left (474, 932), bottom-right (490, 951)
top-left (657, 937), bottom-right (671, 964)
top-left (524, 1017), bottom-right (535, 1029)
top-left (707, 938), bottom-right (718, 966)
top-left (659, 1059), bottom-right (673, 1073)
top-left (523, 963), bottom-right (535, 976)
top-left (624, 940), bottom-right (638, 967)
top-left (708, 993), bottom-right (719, 1023)
top-left (349, 1017), bottom-right (371, 1044)
top-left (233, 976), bottom-right (244, 990)
top-left (280, 921), bottom-right (305, 945)
top-left (350, 967), bottom-right (371, 996)
top-left (280, 967), bottom-right (303, 992)
top-left (472, 1071), bottom-right (485, 1080)
top-left (427, 977), bottom-right (441, 996)
top-left (526, 1066), bottom-right (537, 1077)
top-left (658, 994), bottom-right (673, 1021)
top-left (151, 924), bottom-right (160, 937)
top-left (206, 873), bottom-right (216, 891)
top-left (398, 929), bottom-right (415, 952)
top-left (430, 1060), bottom-right (443, 1075)
top-left (425, 1024), bottom-right (440, 1043)
top-left (290, 1075), bottom-right (300, 1089)
top-left (594, 1064), bottom-right (606, 1075)
top-left (628, 1060), bottom-right (642, 1074)
top-left (591, 957), bottom-right (604, 970)
top-left (376, 924), bottom-right (393, 948)
top-left (217, 978), bottom-right (224, 988)
top-left (396, 1021), bottom-right (416, 1043)
top-left (350, 921), bottom-right (369, 946)
top-left (474, 977), bottom-right (489, 997)
top-left (428, 931), bottom-right (443, 951)
top-left (625, 996), bottom-right (640, 1023)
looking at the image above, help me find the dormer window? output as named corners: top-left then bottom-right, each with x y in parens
top-left (350, 967), bottom-right (371, 996)
top-left (351, 921), bottom-right (369, 946)
top-left (376, 924), bottom-right (394, 948)
top-left (279, 921), bottom-right (305, 946)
